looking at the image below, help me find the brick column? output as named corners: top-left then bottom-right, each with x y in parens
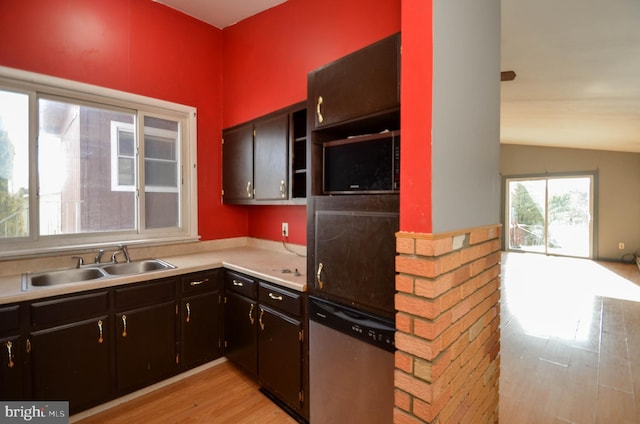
top-left (394, 225), bottom-right (501, 423)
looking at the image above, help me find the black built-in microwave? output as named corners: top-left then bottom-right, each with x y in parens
top-left (323, 130), bottom-right (400, 194)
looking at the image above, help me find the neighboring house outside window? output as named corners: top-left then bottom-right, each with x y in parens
top-left (0, 67), bottom-right (198, 258)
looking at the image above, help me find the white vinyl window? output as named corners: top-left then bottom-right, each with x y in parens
top-left (0, 67), bottom-right (198, 258)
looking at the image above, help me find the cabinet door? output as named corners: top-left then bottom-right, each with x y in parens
top-left (224, 291), bottom-right (257, 378)
top-left (30, 317), bottom-right (111, 414)
top-left (222, 123), bottom-right (254, 202)
top-left (116, 302), bottom-right (177, 394)
top-left (181, 291), bottom-right (222, 368)
top-left (309, 33), bottom-right (400, 129)
top-left (312, 196), bottom-right (399, 319)
top-left (0, 336), bottom-right (26, 401)
top-left (258, 305), bottom-right (302, 414)
top-left (254, 114), bottom-right (289, 200)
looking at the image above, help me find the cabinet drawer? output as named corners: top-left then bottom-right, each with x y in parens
top-left (181, 269), bottom-right (221, 296)
top-left (225, 271), bottom-right (257, 299)
top-left (31, 291), bottom-right (109, 327)
top-left (115, 278), bottom-right (177, 311)
top-left (259, 282), bottom-right (301, 317)
top-left (0, 305), bottom-right (21, 337)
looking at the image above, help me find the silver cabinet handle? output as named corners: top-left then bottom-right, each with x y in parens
top-left (249, 303), bottom-right (255, 325)
top-left (246, 181), bottom-right (252, 198)
top-left (232, 279), bottom-right (244, 287)
top-left (190, 278), bottom-right (208, 286)
top-left (186, 303), bottom-right (191, 323)
top-left (279, 180), bottom-right (286, 198)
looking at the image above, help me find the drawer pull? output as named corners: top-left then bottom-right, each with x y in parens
top-left (232, 279), bottom-right (244, 287)
top-left (186, 303), bottom-right (191, 323)
top-left (268, 293), bottom-right (283, 301)
top-left (246, 181), bottom-right (252, 198)
top-left (259, 308), bottom-right (265, 331)
top-left (5, 341), bottom-right (14, 368)
top-left (190, 278), bottom-right (208, 286)
top-left (121, 315), bottom-right (128, 337)
top-left (249, 303), bottom-right (255, 325)
top-left (97, 320), bottom-right (104, 344)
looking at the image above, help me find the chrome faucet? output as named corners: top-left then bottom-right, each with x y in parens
top-left (95, 249), bottom-right (105, 264)
top-left (72, 256), bottom-right (84, 268)
top-left (111, 245), bottom-right (131, 263)
top-left (120, 244), bottom-right (131, 263)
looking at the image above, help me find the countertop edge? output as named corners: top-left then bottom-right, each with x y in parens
top-left (0, 247), bottom-right (307, 305)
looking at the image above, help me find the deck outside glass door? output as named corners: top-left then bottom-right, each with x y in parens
top-left (506, 175), bottom-right (593, 258)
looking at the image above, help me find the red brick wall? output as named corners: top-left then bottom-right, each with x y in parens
top-left (394, 225), bottom-right (501, 423)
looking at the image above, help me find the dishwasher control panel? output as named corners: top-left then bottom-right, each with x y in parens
top-left (310, 296), bottom-right (395, 352)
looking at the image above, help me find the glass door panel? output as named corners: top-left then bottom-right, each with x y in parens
top-left (547, 177), bottom-right (592, 258)
top-left (507, 175), bottom-right (593, 258)
top-left (508, 179), bottom-right (546, 253)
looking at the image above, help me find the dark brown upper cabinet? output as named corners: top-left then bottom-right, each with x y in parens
top-left (308, 33), bottom-right (400, 131)
top-left (222, 123), bottom-right (254, 202)
top-left (222, 103), bottom-right (306, 205)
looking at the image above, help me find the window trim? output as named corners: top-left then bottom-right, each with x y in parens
top-left (110, 121), bottom-right (180, 194)
top-left (0, 66), bottom-right (199, 259)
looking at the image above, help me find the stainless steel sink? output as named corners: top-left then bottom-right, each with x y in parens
top-left (101, 259), bottom-right (175, 276)
top-left (26, 267), bottom-right (107, 288)
top-left (22, 258), bottom-right (176, 290)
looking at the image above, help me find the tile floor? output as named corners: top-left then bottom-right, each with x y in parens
top-left (500, 252), bottom-right (640, 423)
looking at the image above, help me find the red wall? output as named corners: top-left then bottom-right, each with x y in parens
top-left (0, 0), bottom-right (248, 241)
top-left (400, 0), bottom-right (433, 233)
top-left (222, 0), bottom-right (401, 244)
top-left (0, 0), bottom-right (407, 247)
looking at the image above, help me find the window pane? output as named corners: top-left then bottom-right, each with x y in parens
top-left (38, 98), bottom-right (136, 235)
top-left (0, 90), bottom-right (29, 239)
top-left (143, 116), bottom-right (179, 229)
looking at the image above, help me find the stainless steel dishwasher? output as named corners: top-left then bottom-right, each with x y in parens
top-left (309, 297), bottom-right (395, 423)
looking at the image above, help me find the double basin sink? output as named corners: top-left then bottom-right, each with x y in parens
top-left (22, 259), bottom-right (176, 291)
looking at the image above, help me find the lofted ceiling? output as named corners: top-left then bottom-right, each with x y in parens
top-left (153, 0), bottom-right (640, 153)
top-left (501, 0), bottom-right (640, 153)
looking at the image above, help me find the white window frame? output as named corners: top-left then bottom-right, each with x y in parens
top-left (0, 66), bottom-right (199, 259)
top-left (110, 122), bottom-right (180, 194)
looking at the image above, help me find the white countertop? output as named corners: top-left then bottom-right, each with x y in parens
top-left (0, 246), bottom-right (307, 305)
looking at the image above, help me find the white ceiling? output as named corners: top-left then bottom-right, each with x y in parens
top-left (153, 0), bottom-right (286, 29)
top-left (153, 0), bottom-right (640, 153)
top-left (501, 0), bottom-right (640, 153)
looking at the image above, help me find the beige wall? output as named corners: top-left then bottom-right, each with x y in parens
top-left (500, 144), bottom-right (640, 261)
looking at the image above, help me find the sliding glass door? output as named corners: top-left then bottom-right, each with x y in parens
top-left (506, 175), bottom-right (593, 258)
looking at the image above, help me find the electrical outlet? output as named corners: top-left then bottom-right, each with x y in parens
top-left (619, 242), bottom-right (625, 250)
top-left (282, 222), bottom-right (288, 237)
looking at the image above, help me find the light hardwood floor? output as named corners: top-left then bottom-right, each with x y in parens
top-left (500, 252), bottom-right (640, 423)
top-left (73, 252), bottom-right (640, 423)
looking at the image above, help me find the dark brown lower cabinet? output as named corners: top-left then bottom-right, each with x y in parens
top-left (257, 305), bottom-right (302, 413)
top-left (0, 304), bottom-right (25, 400)
top-left (181, 292), bottom-right (221, 368)
top-left (0, 335), bottom-right (27, 401)
top-left (180, 269), bottom-right (224, 369)
top-left (30, 316), bottom-right (111, 414)
top-left (224, 270), bottom-right (307, 420)
top-left (224, 291), bottom-right (258, 378)
top-left (115, 302), bottom-right (177, 394)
